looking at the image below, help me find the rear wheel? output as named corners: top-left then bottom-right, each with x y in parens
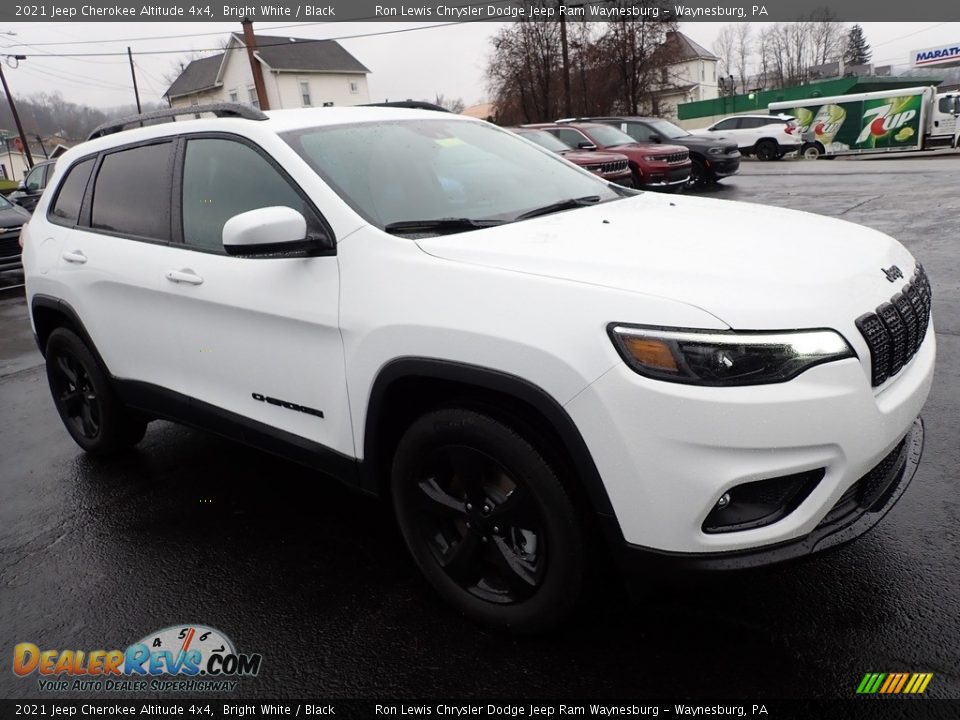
top-left (45, 328), bottom-right (147, 455)
top-left (801, 142), bottom-right (823, 160)
top-left (755, 139), bottom-right (778, 161)
top-left (391, 408), bottom-right (586, 633)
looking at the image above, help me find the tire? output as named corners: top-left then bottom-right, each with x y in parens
top-left (801, 142), bottom-right (822, 160)
top-left (685, 158), bottom-right (709, 190)
top-left (45, 327), bottom-right (148, 455)
top-left (755, 139), bottom-right (778, 161)
top-left (391, 408), bottom-right (586, 634)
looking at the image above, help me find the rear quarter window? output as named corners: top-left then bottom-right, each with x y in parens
top-left (49, 158), bottom-right (95, 227)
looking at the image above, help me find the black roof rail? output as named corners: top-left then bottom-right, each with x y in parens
top-left (360, 100), bottom-right (450, 112)
top-left (87, 103), bottom-right (268, 140)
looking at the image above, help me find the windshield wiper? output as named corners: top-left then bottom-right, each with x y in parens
top-left (384, 218), bottom-right (505, 235)
top-left (514, 195), bottom-right (602, 221)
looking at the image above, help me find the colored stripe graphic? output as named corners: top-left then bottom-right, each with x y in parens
top-left (857, 672), bottom-right (932, 694)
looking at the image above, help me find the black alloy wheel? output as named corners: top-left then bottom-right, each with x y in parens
top-left (407, 443), bottom-right (546, 604)
top-left (45, 327), bottom-right (148, 455)
top-left (50, 350), bottom-right (101, 440)
top-left (392, 409), bottom-right (586, 633)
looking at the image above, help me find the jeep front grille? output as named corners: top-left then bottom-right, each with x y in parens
top-left (855, 264), bottom-right (932, 387)
top-left (659, 152), bottom-right (688, 164)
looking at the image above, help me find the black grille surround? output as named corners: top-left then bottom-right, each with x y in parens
top-left (0, 229), bottom-right (22, 263)
top-left (856, 264), bottom-right (932, 387)
top-left (587, 160), bottom-right (629, 175)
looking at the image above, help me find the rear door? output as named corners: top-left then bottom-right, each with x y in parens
top-left (52, 140), bottom-right (187, 393)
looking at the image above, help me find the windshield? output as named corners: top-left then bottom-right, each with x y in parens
top-left (514, 129), bottom-right (573, 154)
top-left (644, 119), bottom-right (690, 139)
top-left (282, 119), bottom-right (620, 231)
top-left (0, 194), bottom-right (12, 210)
top-left (581, 125), bottom-right (636, 148)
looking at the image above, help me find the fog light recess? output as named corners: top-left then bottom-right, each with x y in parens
top-left (702, 469), bottom-right (825, 534)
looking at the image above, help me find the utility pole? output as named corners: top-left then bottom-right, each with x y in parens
top-left (241, 18), bottom-right (270, 111)
top-left (559, 0), bottom-right (572, 117)
top-left (0, 56), bottom-right (33, 169)
top-left (127, 47), bottom-right (142, 113)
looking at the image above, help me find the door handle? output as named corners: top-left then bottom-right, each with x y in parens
top-left (62, 250), bottom-right (87, 264)
top-left (165, 269), bottom-right (204, 286)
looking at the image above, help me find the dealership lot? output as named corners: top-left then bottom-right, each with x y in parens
top-left (1, 153), bottom-right (958, 699)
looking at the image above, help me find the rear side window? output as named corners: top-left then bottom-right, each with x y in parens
top-left (50, 158), bottom-right (94, 226)
top-left (181, 138), bottom-right (318, 251)
top-left (91, 142), bottom-right (173, 241)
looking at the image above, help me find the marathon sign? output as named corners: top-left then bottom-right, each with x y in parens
top-left (911, 42), bottom-right (960, 68)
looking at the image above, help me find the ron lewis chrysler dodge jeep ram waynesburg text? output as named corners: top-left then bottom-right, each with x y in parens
top-left (22, 104), bottom-right (934, 633)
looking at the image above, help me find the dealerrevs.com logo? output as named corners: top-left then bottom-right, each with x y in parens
top-left (13, 625), bottom-right (262, 692)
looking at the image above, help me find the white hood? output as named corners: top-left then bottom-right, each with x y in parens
top-left (415, 193), bottom-right (915, 330)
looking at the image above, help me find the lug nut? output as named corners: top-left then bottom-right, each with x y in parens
top-left (482, 505), bottom-right (490, 513)
top-left (466, 503), bottom-right (473, 511)
top-left (481, 536), bottom-right (488, 543)
top-left (493, 526), bottom-right (500, 534)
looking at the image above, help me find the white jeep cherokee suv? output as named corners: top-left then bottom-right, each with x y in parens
top-left (23, 104), bottom-right (934, 632)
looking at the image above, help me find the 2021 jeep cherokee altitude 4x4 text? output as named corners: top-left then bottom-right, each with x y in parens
top-left (23, 104), bottom-right (934, 633)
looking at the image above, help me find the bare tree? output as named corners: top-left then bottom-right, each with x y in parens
top-left (712, 25), bottom-right (737, 81)
top-left (734, 24), bottom-right (752, 91)
top-left (433, 94), bottom-right (465, 113)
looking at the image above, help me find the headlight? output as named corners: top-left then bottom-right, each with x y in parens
top-left (609, 325), bottom-right (855, 386)
top-left (707, 146), bottom-right (723, 155)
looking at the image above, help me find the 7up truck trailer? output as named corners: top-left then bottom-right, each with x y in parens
top-left (769, 86), bottom-right (960, 158)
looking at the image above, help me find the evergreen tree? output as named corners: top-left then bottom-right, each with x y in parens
top-left (844, 25), bottom-right (872, 66)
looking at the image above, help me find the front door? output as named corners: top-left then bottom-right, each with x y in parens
top-left (161, 134), bottom-right (352, 458)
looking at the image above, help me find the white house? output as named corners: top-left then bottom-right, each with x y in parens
top-left (653, 31), bottom-right (720, 119)
top-left (165, 33), bottom-right (371, 110)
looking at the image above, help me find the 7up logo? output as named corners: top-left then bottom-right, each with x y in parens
top-left (856, 96), bottom-right (921, 147)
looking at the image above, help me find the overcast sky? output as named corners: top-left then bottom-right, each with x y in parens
top-left (0, 21), bottom-right (957, 111)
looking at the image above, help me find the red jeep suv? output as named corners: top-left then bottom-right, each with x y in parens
top-left (527, 122), bottom-right (691, 191)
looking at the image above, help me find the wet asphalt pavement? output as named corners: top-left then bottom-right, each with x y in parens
top-left (1, 153), bottom-right (959, 702)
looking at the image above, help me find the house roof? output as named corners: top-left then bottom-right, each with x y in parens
top-left (241, 34), bottom-right (370, 74)
top-left (165, 54), bottom-right (223, 99)
top-left (165, 35), bottom-right (369, 99)
top-left (664, 31), bottom-right (719, 62)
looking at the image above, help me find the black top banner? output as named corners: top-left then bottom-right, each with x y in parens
top-left (3, 0), bottom-right (960, 23)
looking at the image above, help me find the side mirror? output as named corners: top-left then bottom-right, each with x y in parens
top-left (577, 142), bottom-right (597, 150)
top-left (222, 206), bottom-right (321, 257)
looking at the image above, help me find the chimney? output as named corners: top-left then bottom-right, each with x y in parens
top-left (241, 18), bottom-right (270, 111)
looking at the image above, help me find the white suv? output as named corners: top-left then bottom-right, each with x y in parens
top-left (23, 105), bottom-right (934, 632)
top-left (694, 113), bottom-right (803, 160)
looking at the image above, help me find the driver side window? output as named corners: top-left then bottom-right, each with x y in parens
top-left (181, 138), bottom-right (322, 252)
top-left (25, 164), bottom-right (46, 191)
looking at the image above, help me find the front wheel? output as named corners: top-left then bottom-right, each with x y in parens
top-left (45, 328), bottom-right (148, 455)
top-left (685, 159), bottom-right (709, 190)
top-left (391, 409), bottom-right (586, 633)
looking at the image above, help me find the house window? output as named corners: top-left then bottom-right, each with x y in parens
top-left (701, 63), bottom-right (705, 80)
top-left (299, 80), bottom-right (312, 107)
top-left (349, 80), bottom-right (359, 94)
top-left (247, 86), bottom-right (259, 110)
top-left (229, 89), bottom-right (239, 103)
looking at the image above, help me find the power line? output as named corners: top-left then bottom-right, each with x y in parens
top-left (16, 22), bottom-right (469, 58)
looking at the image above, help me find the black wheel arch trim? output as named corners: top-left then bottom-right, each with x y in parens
top-left (362, 357), bottom-right (621, 531)
top-left (31, 295), bottom-right (108, 369)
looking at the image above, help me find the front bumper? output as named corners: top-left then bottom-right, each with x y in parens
top-left (707, 156), bottom-right (741, 178)
top-left (565, 322), bottom-right (935, 555)
top-left (642, 165), bottom-right (691, 188)
top-left (616, 417), bottom-right (923, 571)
